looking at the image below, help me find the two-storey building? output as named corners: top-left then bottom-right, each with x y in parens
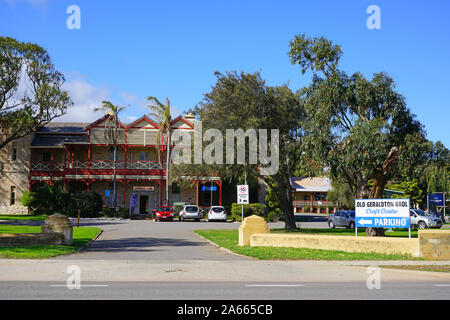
top-left (1, 114), bottom-right (223, 215)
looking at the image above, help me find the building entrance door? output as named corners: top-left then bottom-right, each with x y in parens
top-left (139, 194), bottom-right (149, 214)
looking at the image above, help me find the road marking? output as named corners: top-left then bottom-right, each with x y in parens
top-left (434, 285), bottom-right (450, 287)
top-left (48, 285), bottom-right (109, 287)
top-left (245, 284), bottom-right (305, 287)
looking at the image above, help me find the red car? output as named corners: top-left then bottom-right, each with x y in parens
top-left (154, 206), bottom-right (174, 221)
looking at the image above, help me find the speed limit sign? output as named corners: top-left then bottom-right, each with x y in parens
top-left (237, 185), bottom-right (249, 204)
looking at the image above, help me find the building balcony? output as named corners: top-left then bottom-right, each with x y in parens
top-left (30, 160), bottom-right (166, 174)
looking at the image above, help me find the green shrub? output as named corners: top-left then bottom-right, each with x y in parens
top-left (303, 205), bottom-right (311, 213)
top-left (173, 202), bottom-right (185, 217)
top-left (67, 191), bottom-right (103, 218)
top-left (266, 210), bottom-right (283, 222)
top-left (230, 203), bottom-right (267, 222)
top-left (20, 191), bottom-right (37, 213)
top-left (101, 207), bottom-right (115, 217)
top-left (32, 183), bottom-right (69, 215)
top-left (118, 207), bottom-right (129, 219)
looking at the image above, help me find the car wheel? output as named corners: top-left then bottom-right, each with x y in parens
top-left (349, 222), bottom-right (355, 229)
top-left (418, 221), bottom-right (427, 229)
top-left (328, 220), bottom-right (335, 229)
top-left (195, 218), bottom-right (200, 222)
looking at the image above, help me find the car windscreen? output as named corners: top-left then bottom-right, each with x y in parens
top-left (414, 210), bottom-right (429, 216)
top-left (185, 206), bottom-right (198, 213)
top-left (211, 207), bottom-right (224, 213)
top-left (347, 211), bottom-right (355, 217)
top-left (158, 207), bottom-right (172, 212)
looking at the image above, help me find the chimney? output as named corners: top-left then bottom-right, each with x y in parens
top-left (184, 114), bottom-right (195, 125)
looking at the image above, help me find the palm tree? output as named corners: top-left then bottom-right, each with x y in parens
top-left (94, 101), bottom-right (126, 214)
top-left (147, 96), bottom-right (172, 206)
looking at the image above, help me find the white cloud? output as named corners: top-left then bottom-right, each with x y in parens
top-left (58, 76), bottom-right (109, 123)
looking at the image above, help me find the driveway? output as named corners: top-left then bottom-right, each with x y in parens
top-left (60, 219), bottom-right (284, 261)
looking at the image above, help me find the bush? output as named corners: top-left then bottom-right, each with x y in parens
top-left (101, 207), bottom-right (115, 217)
top-left (302, 205), bottom-right (311, 213)
top-left (20, 191), bottom-right (37, 213)
top-left (230, 203), bottom-right (267, 222)
top-left (32, 183), bottom-right (70, 215)
top-left (67, 191), bottom-right (103, 218)
top-left (173, 202), bottom-right (185, 216)
top-left (119, 207), bottom-right (129, 219)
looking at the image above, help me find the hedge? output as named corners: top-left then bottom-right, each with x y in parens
top-left (230, 203), bottom-right (267, 222)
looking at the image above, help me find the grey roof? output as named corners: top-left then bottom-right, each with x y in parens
top-left (36, 123), bottom-right (89, 133)
top-left (32, 123), bottom-right (90, 147)
top-left (31, 134), bottom-right (89, 147)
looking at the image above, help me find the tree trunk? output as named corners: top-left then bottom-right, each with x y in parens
top-left (365, 147), bottom-right (399, 237)
top-left (277, 171), bottom-right (297, 231)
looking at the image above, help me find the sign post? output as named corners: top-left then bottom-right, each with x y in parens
top-left (237, 185), bottom-right (249, 222)
top-left (355, 199), bottom-right (411, 238)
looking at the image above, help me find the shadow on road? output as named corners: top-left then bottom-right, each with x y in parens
top-left (84, 237), bottom-right (206, 253)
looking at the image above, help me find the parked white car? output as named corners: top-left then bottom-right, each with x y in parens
top-left (410, 209), bottom-right (443, 229)
top-left (207, 206), bottom-right (227, 222)
top-left (179, 205), bottom-right (201, 222)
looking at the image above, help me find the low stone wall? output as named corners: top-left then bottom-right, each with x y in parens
top-left (0, 206), bottom-right (29, 215)
top-left (238, 215), bottom-right (269, 246)
top-left (0, 233), bottom-right (65, 247)
top-left (250, 233), bottom-right (421, 257)
top-left (0, 213), bottom-right (73, 247)
top-left (419, 230), bottom-right (450, 260)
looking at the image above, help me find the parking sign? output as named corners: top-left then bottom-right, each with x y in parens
top-left (355, 199), bottom-right (410, 228)
top-left (237, 185), bottom-right (249, 204)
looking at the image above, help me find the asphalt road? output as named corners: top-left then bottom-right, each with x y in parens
top-left (1, 281), bottom-right (449, 300)
top-left (1, 215), bottom-right (449, 300)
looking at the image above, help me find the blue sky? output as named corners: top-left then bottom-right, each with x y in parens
top-left (1, 0), bottom-right (449, 147)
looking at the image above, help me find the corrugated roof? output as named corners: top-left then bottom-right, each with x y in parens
top-left (290, 177), bottom-right (332, 192)
top-left (36, 123), bottom-right (89, 133)
top-left (31, 134), bottom-right (89, 147)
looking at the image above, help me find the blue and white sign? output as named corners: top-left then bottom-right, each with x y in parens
top-left (355, 199), bottom-right (410, 228)
top-left (429, 193), bottom-right (444, 206)
top-left (202, 186), bottom-right (217, 191)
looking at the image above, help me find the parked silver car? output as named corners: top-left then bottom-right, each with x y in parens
top-left (410, 209), bottom-right (443, 229)
top-left (328, 210), bottom-right (355, 229)
top-left (179, 205), bottom-right (201, 222)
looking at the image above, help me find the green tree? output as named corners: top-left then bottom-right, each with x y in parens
top-left (289, 34), bottom-right (426, 236)
top-left (147, 96), bottom-right (172, 205)
top-left (191, 71), bottom-right (306, 231)
top-left (386, 179), bottom-right (423, 207)
top-left (0, 37), bottom-right (72, 150)
top-left (94, 101), bottom-right (126, 213)
top-left (327, 178), bottom-right (355, 209)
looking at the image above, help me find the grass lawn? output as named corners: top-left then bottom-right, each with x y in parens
top-left (0, 215), bottom-right (48, 221)
top-left (0, 225), bottom-right (101, 259)
top-left (271, 228), bottom-right (419, 238)
top-left (195, 229), bottom-right (424, 261)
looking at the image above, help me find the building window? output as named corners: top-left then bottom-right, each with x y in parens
top-left (43, 152), bottom-right (51, 162)
top-left (11, 142), bottom-right (17, 161)
top-left (140, 152), bottom-right (149, 161)
top-left (109, 147), bottom-right (115, 161)
top-left (10, 186), bottom-right (16, 206)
